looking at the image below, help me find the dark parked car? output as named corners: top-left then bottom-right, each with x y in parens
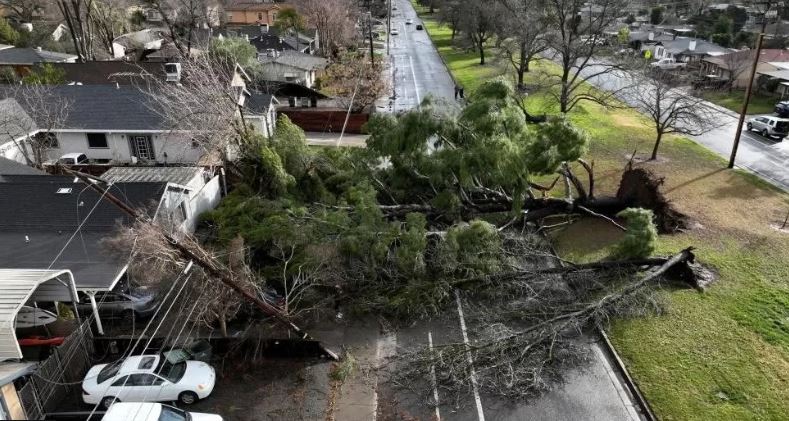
top-left (77, 290), bottom-right (158, 321)
top-left (774, 101), bottom-right (789, 117)
top-left (416, 24), bottom-right (423, 30)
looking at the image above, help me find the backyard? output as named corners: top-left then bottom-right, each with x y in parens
top-left (412, 2), bottom-right (789, 420)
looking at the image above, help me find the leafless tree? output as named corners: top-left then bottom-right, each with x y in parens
top-left (0, 0), bottom-right (47, 22)
top-left (436, 0), bottom-right (461, 41)
top-left (296, 0), bottom-right (359, 57)
top-left (629, 71), bottom-right (719, 160)
top-left (57, 0), bottom-right (97, 61)
top-left (90, 0), bottom-right (128, 58)
top-left (457, 0), bottom-right (500, 65)
top-left (498, 0), bottom-right (551, 88)
top-left (322, 53), bottom-right (389, 113)
top-left (0, 85), bottom-right (70, 167)
top-left (541, 0), bottom-right (629, 113)
top-left (145, 0), bottom-right (214, 55)
top-left (719, 50), bottom-right (756, 92)
top-left (140, 54), bottom-right (250, 161)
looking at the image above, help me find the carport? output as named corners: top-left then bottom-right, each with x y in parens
top-left (0, 269), bottom-right (79, 361)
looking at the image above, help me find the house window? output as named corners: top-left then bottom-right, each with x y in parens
top-left (87, 133), bottom-right (108, 148)
top-left (178, 201), bottom-right (188, 221)
top-left (129, 135), bottom-right (155, 160)
top-left (33, 132), bottom-right (58, 148)
top-left (258, 12), bottom-right (263, 20)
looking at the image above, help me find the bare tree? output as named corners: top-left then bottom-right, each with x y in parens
top-left (629, 71), bottom-right (719, 160)
top-left (57, 0), bottom-right (96, 61)
top-left (436, 0), bottom-right (462, 41)
top-left (145, 0), bottom-right (212, 56)
top-left (90, 0), bottom-right (128, 58)
top-left (141, 54), bottom-right (250, 161)
top-left (0, 85), bottom-right (70, 167)
top-left (296, 0), bottom-right (359, 57)
top-left (542, 0), bottom-right (629, 113)
top-left (719, 49), bottom-right (757, 92)
top-left (457, 0), bottom-right (500, 65)
top-left (0, 0), bottom-right (47, 22)
top-left (498, 0), bottom-right (551, 89)
top-left (322, 53), bottom-right (389, 113)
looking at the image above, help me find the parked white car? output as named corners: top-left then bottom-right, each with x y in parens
top-left (103, 402), bottom-right (223, 421)
top-left (83, 355), bottom-right (216, 409)
top-left (406, 18), bottom-right (413, 25)
top-left (650, 58), bottom-right (687, 70)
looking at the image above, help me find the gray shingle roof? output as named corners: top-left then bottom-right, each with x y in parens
top-left (0, 157), bottom-right (45, 176)
top-left (0, 177), bottom-right (167, 290)
top-left (245, 92), bottom-right (276, 114)
top-left (659, 38), bottom-right (731, 56)
top-left (0, 98), bottom-right (36, 144)
top-left (260, 51), bottom-right (328, 70)
top-left (102, 166), bottom-right (201, 185)
top-left (0, 47), bottom-right (77, 65)
top-left (0, 85), bottom-right (165, 131)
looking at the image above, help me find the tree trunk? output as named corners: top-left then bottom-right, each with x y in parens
top-left (451, 26), bottom-right (456, 41)
top-left (478, 40), bottom-right (485, 65)
top-left (651, 131), bottom-right (663, 160)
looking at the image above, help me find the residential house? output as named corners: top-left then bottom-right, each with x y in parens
top-left (0, 85), bottom-right (208, 166)
top-left (112, 28), bottom-right (167, 60)
top-left (755, 64), bottom-right (789, 97)
top-left (0, 45), bottom-right (77, 77)
top-left (645, 37), bottom-right (731, 64)
top-left (259, 50), bottom-right (328, 88)
top-left (702, 49), bottom-right (789, 89)
top-left (225, 1), bottom-right (293, 26)
top-left (244, 92), bottom-right (280, 137)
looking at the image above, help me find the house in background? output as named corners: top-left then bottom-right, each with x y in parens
top-left (259, 51), bottom-right (328, 88)
top-left (702, 49), bottom-right (789, 89)
top-left (40, 61), bottom-right (168, 85)
top-left (225, 1), bottom-right (292, 26)
top-left (112, 28), bottom-right (167, 60)
top-left (0, 85), bottom-right (208, 166)
top-left (646, 37), bottom-right (731, 64)
top-left (0, 44), bottom-right (77, 77)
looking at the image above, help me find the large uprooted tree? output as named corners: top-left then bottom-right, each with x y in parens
top-left (110, 76), bottom-right (705, 405)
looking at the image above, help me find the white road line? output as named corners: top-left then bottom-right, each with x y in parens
top-left (454, 290), bottom-right (485, 421)
top-left (428, 331), bottom-right (441, 421)
top-left (409, 55), bottom-right (421, 105)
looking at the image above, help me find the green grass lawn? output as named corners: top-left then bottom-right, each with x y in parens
top-left (698, 89), bottom-right (779, 115)
top-left (413, 2), bottom-right (789, 420)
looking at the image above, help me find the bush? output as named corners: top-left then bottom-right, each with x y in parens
top-left (612, 208), bottom-right (657, 259)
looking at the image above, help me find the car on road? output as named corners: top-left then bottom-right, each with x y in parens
top-left (76, 289), bottom-right (158, 322)
top-left (391, 28), bottom-right (399, 35)
top-left (746, 115), bottom-right (789, 139)
top-left (416, 24), bottom-right (423, 30)
top-left (103, 402), bottom-right (223, 421)
top-left (650, 58), bottom-right (687, 70)
top-left (774, 100), bottom-right (789, 117)
top-left (406, 18), bottom-right (413, 25)
top-left (82, 354), bottom-right (216, 409)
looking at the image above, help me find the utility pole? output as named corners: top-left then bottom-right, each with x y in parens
top-left (386, 0), bottom-right (392, 55)
top-left (368, 12), bottom-right (376, 66)
top-left (64, 168), bottom-right (340, 361)
top-left (729, 32), bottom-right (764, 169)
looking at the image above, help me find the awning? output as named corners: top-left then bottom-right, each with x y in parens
top-left (0, 269), bottom-right (77, 361)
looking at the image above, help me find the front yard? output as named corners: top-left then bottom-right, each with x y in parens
top-left (413, 2), bottom-right (789, 420)
top-left (698, 89), bottom-right (779, 115)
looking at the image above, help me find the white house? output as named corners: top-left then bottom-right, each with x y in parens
top-left (244, 92), bottom-right (279, 137)
top-left (259, 51), bottom-right (328, 88)
top-left (0, 85), bottom-right (207, 165)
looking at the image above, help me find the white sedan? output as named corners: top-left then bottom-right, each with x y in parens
top-left (406, 19), bottom-right (413, 25)
top-left (103, 402), bottom-right (222, 421)
top-left (83, 355), bottom-right (216, 409)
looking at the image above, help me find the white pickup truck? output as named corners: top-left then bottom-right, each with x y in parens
top-left (650, 58), bottom-right (687, 70)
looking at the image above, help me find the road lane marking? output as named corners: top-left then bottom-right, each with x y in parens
top-left (373, 332), bottom-right (397, 421)
top-left (428, 331), bottom-right (441, 420)
top-left (409, 55), bottom-right (421, 105)
top-left (454, 290), bottom-right (485, 421)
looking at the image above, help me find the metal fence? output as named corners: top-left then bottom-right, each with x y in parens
top-left (18, 321), bottom-right (95, 419)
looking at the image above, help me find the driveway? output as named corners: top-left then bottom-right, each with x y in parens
top-left (575, 59), bottom-right (789, 191)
